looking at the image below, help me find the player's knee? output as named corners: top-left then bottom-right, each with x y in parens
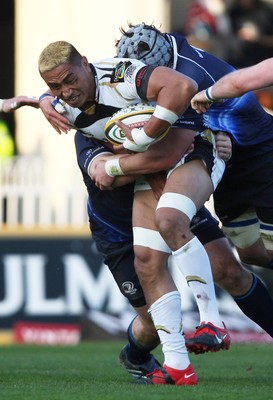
top-left (156, 193), bottom-right (197, 242)
top-left (155, 211), bottom-right (178, 240)
top-left (134, 250), bottom-right (154, 283)
top-left (134, 247), bottom-right (166, 280)
top-left (134, 246), bottom-right (152, 269)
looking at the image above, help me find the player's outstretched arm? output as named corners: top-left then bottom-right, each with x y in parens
top-left (0, 96), bottom-right (39, 113)
top-left (191, 58), bottom-right (273, 113)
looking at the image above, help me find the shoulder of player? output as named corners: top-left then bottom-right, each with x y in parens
top-left (92, 58), bottom-right (147, 89)
top-left (92, 58), bottom-right (145, 71)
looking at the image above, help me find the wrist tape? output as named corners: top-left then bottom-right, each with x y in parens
top-left (205, 86), bottom-right (216, 102)
top-left (39, 93), bottom-right (53, 102)
top-left (105, 158), bottom-right (124, 177)
top-left (131, 127), bottom-right (155, 146)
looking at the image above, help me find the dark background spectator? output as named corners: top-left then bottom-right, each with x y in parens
top-left (182, 0), bottom-right (233, 59)
top-left (227, 0), bottom-right (273, 68)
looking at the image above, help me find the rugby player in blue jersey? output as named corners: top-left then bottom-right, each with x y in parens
top-left (115, 23), bottom-right (273, 275)
top-left (191, 58), bottom-right (273, 270)
top-left (113, 22), bottom-right (273, 343)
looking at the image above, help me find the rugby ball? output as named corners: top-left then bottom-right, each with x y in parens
top-left (104, 103), bottom-right (155, 145)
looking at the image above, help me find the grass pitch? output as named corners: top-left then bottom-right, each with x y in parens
top-left (0, 341), bottom-right (272, 400)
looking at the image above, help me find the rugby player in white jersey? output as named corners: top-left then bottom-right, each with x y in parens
top-left (38, 39), bottom-right (230, 385)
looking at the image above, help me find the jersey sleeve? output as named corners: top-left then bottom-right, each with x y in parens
top-left (111, 60), bottom-right (156, 101)
top-left (74, 132), bottom-right (112, 175)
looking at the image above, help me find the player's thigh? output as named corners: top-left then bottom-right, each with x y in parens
top-left (164, 158), bottom-right (214, 209)
top-left (236, 238), bottom-right (272, 266)
top-left (133, 182), bottom-right (171, 263)
top-left (133, 186), bottom-right (158, 229)
top-left (222, 207), bottom-right (273, 265)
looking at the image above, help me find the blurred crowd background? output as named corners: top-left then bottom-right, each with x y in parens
top-left (2, 0), bottom-right (273, 231)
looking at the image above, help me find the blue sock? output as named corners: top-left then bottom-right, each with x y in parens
top-left (126, 318), bottom-right (159, 363)
top-left (233, 274), bottom-right (273, 337)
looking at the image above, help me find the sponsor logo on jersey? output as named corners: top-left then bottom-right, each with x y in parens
top-left (124, 63), bottom-right (138, 83)
top-left (112, 61), bottom-right (133, 83)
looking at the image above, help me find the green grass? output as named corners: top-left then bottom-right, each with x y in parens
top-left (0, 342), bottom-right (272, 400)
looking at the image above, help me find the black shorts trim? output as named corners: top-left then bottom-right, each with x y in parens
top-left (191, 206), bottom-right (225, 245)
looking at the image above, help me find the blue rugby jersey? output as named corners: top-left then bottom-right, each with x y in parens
top-left (75, 132), bottom-right (134, 243)
top-left (169, 33), bottom-right (273, 149)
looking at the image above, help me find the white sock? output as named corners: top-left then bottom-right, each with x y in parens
top-left (172, 236), bottom-right (222, 327)
top-left (148, 291), bottom-right (190, 370)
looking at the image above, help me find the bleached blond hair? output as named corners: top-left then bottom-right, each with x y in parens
top-left (38, 41), bottom-right (82, 74)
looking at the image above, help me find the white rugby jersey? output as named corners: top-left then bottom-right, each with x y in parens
top-left (55, 58), bottom-right (154, 141)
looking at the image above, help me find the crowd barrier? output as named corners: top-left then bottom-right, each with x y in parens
top-left (0, 155), bottom-right (88, 230)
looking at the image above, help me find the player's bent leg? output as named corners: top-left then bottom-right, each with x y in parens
top-left (221, 209), bottom-right (273, 267)
top-left (205, 237), bottom-right (252, 296)
top-left (205, 237), bottom-right (273, 338)
top-left (156, 163), bottom-right (228, 355)
top-left (132, 230), bottom-right (195, 382)
top-left (133, 240), bottom-right (174, 304)
top-left (183, 208), bottom-right (232, 354)
top-left (133, 188), bottom-right (175, 304)
top-left (133, 188), bottom-right (196, 385)
top-left (100, 205), bottom-right (162, 379)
